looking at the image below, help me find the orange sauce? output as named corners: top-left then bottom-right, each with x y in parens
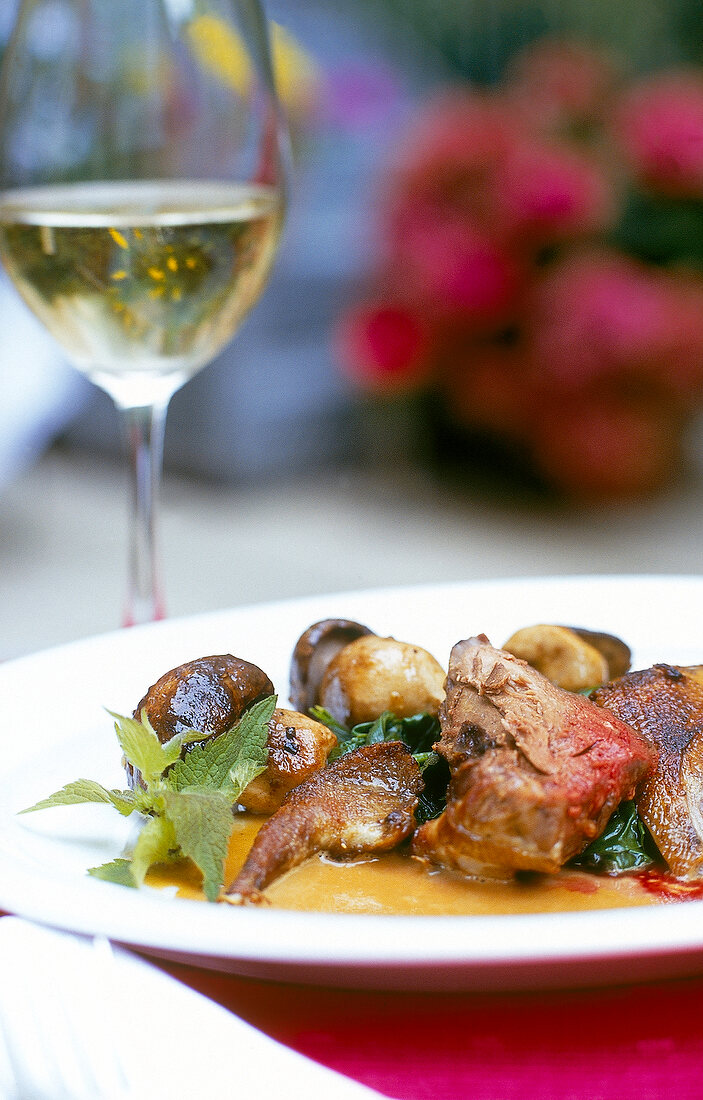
top-left (145, 813), bottom-right (660, 914)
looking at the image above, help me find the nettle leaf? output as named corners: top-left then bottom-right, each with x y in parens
top-left (162, 789), bottom-right (234, 902)
top-left (88, 858), bottom-right (137, 888)
top-left (227, 758), bottom-right (266, 803)
top-left (167, 695), bottom-right (275, 798)
top-left (20, 780), bottom-right (135, 816)
top-left (129, 812), bottom-right (178, 886)
top-left (109, 710), bottom-right (178, 785)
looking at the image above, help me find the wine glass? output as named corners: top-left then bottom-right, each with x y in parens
top-left (0, 0), bottom-right (289, 625)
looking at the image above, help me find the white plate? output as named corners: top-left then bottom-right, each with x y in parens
top-left (0, 918), bottom-right (382, 1099)
top-left (2, 574), bottom-right (703, 992)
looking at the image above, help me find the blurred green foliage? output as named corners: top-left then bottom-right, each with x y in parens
top-left (357, 0), bottom-right (703, 83)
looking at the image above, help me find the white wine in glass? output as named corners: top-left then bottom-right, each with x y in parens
top-left (0, 0), bottom-right (289, 625)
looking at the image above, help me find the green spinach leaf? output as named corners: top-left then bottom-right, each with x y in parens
top-left (571, 800), bottom-right (660, 875)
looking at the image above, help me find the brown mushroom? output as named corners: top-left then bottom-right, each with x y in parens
top-left (130, 656), bottom-right (337, 806)
top-left (502, 625), bottom-right (609, 692)
top-left (289, 618), bottom-right (373, 714)
top-left (127, 654), bottom-right (274, 787)
top-left (238, 707), bottom-right (337, 814)
top-left (317, 633), bottom-right (446, 727)
top-left (134, 654), bottom-right (274, 742)
top-left (564, 626), bottom-right (631, 680)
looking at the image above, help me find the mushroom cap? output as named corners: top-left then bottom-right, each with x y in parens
top-left (502, 625), bottom-right (610, 692)
top-left (318, 634), bottom-right (446, 727)
top-left (238, 707), bottom-right (337, 814)
top-left (289, 618), bottom-right (373, 714)
top-left (565, 626), bottom-right (632, 680)
top-left (133, 654), bottom-right (274, 743)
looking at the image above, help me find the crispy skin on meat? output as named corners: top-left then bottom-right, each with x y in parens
top-left (224, 742), bottom-right (423, 904)
top-left (592, 664), bottom-right (703, 879)
top-left (412, 637), bottom-right (656, 878)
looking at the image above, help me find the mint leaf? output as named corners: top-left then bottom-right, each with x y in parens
top-left (167, 695), bottom-right (275, 799)
top-left (162, 789), bottom-right (234, 902)
top-left (20, 780), bottom-right (135, 816)
top-left (229, 695), bottom-right (276, 762)
top-left (129, 812), bottom-right (178, 886)
top-left (88, 858), bottom-right (137, 887)
top-left (227, 757), bottom-right (266, 801)
top-left (21, 697), bottom-right (276, 901)
top-left (109, 710), bottom-right (179, 785)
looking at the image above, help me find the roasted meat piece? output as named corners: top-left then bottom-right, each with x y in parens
top-left (412, 636), bottom-right (656, 878)
top-left (224, 741), bottom-right (423, 904)
top-left (592, 664), bottom-right (703, 879)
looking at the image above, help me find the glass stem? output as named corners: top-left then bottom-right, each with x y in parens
top-left (119, 399), bottom-right (169, 627)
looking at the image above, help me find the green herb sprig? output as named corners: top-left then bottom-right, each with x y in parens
top-left (20, 695), bottom-right (276, 901)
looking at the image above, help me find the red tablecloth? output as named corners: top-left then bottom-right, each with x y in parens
top-left (154, 958), bottom-right (703, 1100)
top-left (4, 908), bottom-right (703, 1098)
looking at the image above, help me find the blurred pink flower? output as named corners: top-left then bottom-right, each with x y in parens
top-left (335, 38), bottom-right (703, 501)
top-left (531, 252), bottom-right (703, 393)
top-left (618, 71), bottom-right (703, 197)
top-left (494, 140), bottom-right (614, 244)
top-left (530, 396), bottom-right (680, 501)
top-left (387, 216), bottom-right (524, 322)
top-left (506, 38), bottom-right (618, 133)
top-left (335, 302), bottom-right (432, 393)
top-left (385, 91), bottom-right (518, 228)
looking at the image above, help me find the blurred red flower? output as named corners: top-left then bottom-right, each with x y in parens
top-left (386, 214), bottom-right (524, 323)
top-left (530, 251), bottom-right (703, 391)
top-left (493, 139), bottom-right (615, 244)
top-left (618, 71), bottom-right (703, 198)
top-left (441, 340), bottom-right (533, 440)
top-left (505, 38), bottom-right (618, 132)
top-left (530, 397), bottom-right (680, 501)
top-left (335, 303), bottom-right (432, 393)
top-left (336, 38), bottom-right (703, 501)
